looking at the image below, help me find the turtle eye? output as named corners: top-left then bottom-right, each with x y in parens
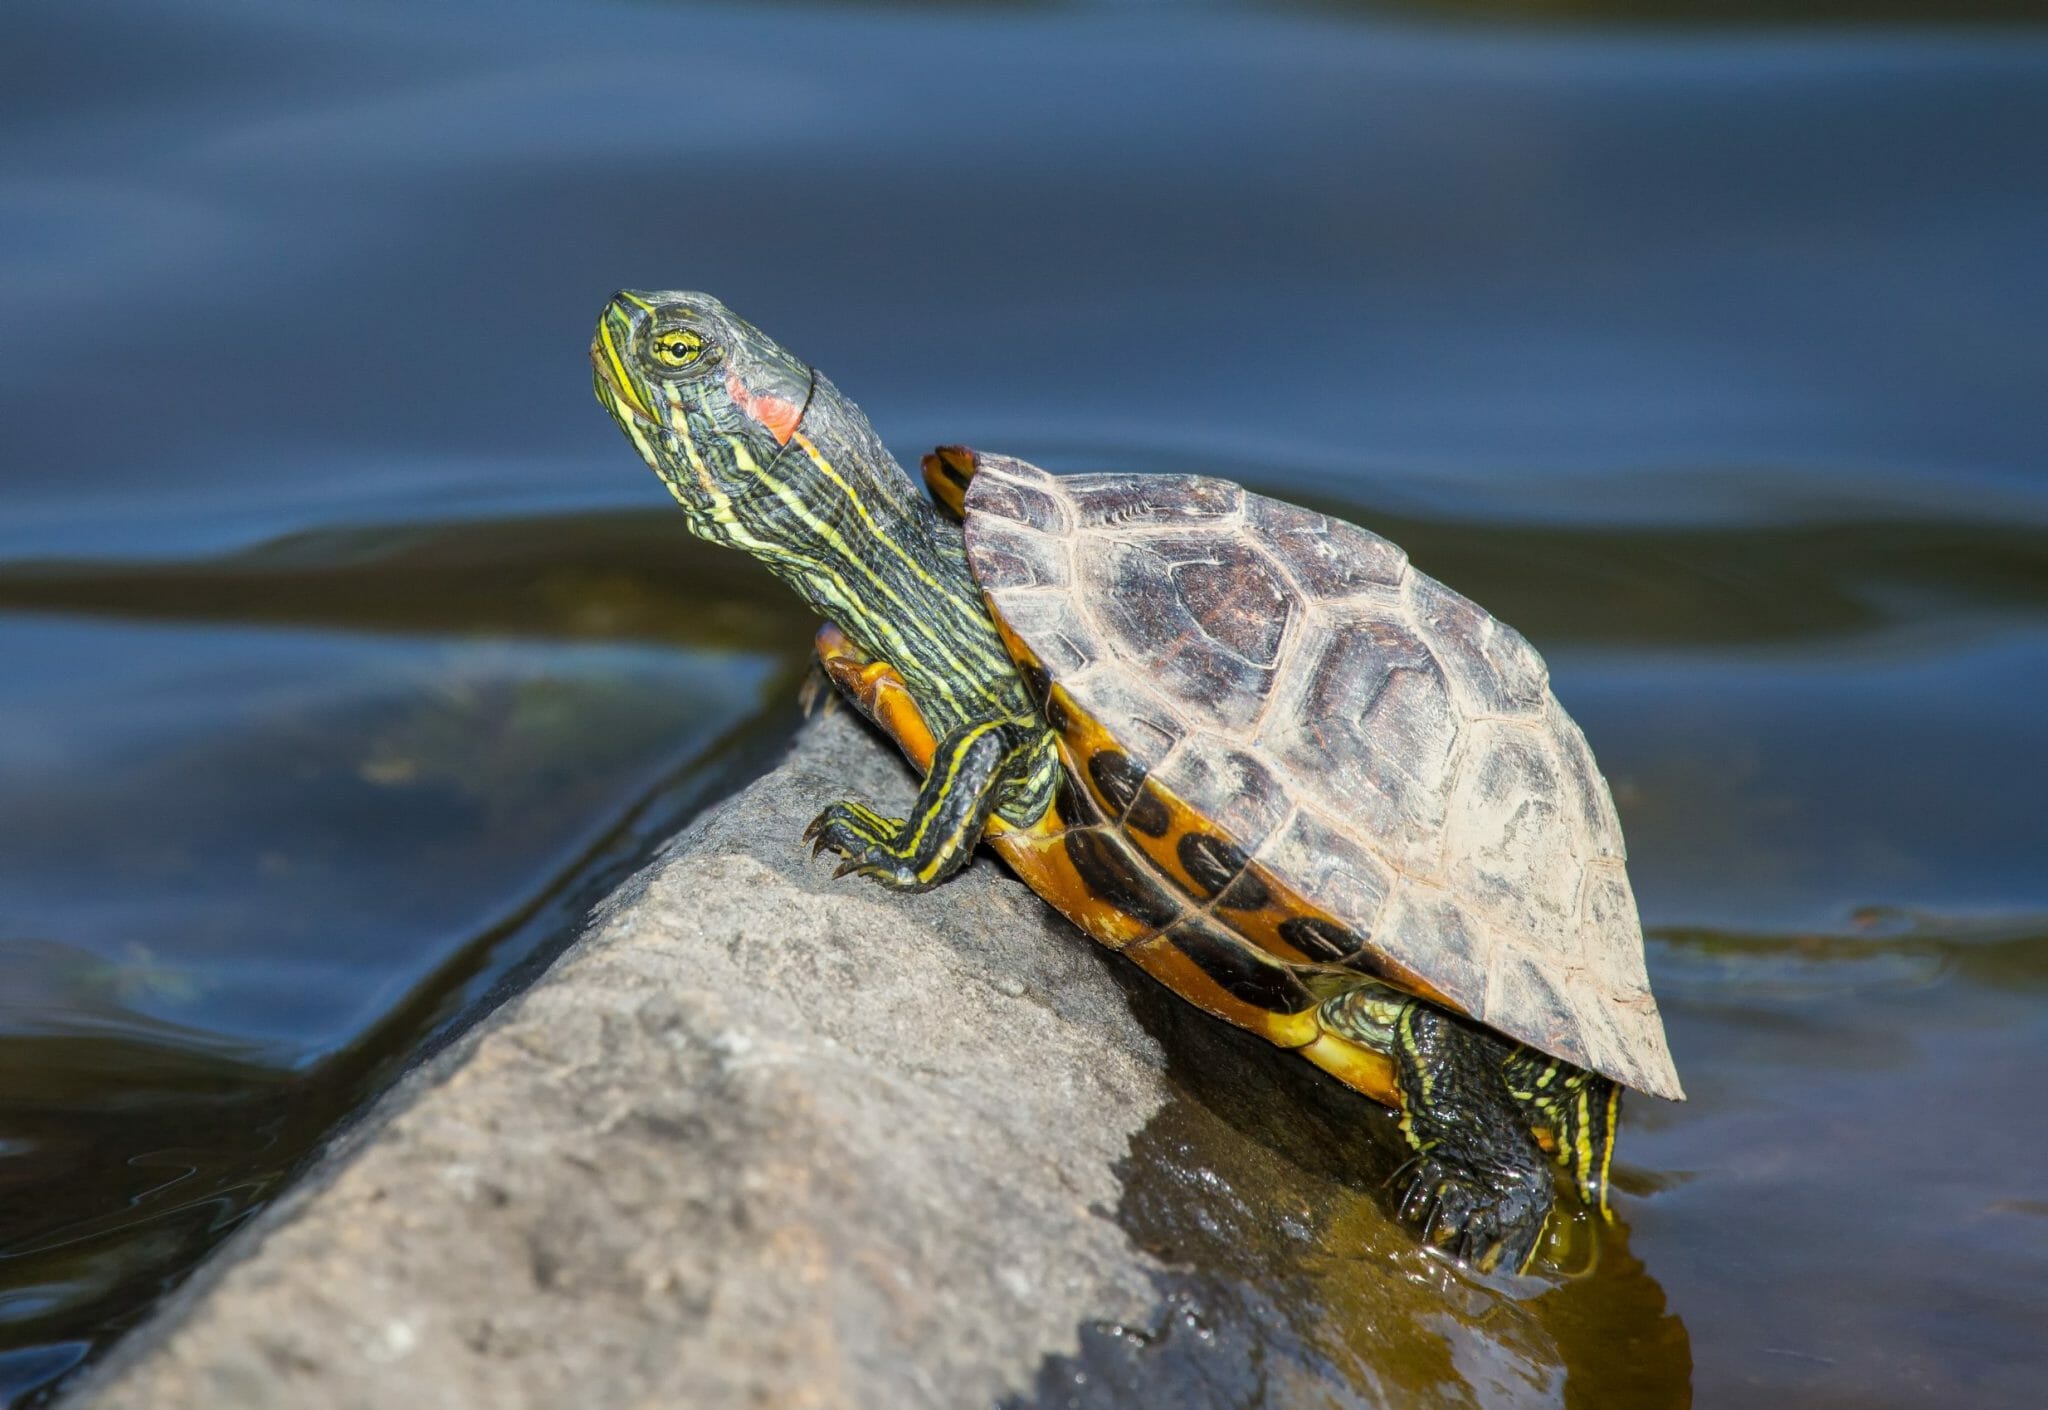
top-left (650, 329), bottom-right (706, 370)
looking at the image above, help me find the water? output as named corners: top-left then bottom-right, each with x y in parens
top-left (3, 0), bottom-right (2045, 1404)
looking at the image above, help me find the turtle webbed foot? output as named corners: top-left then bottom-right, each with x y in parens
top-left (803, 800), bottom-right (934, 891)
top-left (1400, 1154), bottom-right (1550, 1273)
top-left (1390, 1002), bottom-right (1558, 1273)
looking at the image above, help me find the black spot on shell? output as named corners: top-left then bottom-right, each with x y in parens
top-left (1043, 691), bottom-right (1072, 732)
top-left (1165, 915), bottom-right (1317, 1014)
top-left (1125, 785), bottom-right (1171, 839)
top-left (1062, 828), bottom-right (1182, 932)
top-left (1018, 659), bottom-right (1052, 705)
top-left (1279, 916), bottom-right (1363, 963)
top-left (1087, 750), bottom-right (1143, 816)
top-left (1177, 832), bottom-right (1249, 900)
top-left (1215, 867), bottom-right (1272, 914)
top-left (1052, 776), bottom-right (1101, 828)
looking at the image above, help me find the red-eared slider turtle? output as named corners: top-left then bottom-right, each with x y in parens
top-left (591, 290), bottom-right (1684, 1270)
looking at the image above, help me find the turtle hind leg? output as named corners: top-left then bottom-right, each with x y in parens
top-left (1391, 1003), bottom-right (1556, 1273)
top-left (1501, 1048), bottom-right (1622, 1216)
top-left (805, 716), bottom-right (1029, 892)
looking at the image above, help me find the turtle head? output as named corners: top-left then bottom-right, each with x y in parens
top-left (591, 290), bottom-right (817, 515)
top-left (591, 289), bottom-right (956, 640)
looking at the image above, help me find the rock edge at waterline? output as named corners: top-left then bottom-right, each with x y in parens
top-left (70, 708), bottom-right (1169, 1410)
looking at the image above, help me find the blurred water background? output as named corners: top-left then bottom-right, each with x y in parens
top-left (2, 1), bottom-right (2045, 1405)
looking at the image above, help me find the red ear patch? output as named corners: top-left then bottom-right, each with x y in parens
top-left (726, 368), bottom-right (802, 446)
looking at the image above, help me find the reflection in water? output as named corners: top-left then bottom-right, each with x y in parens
top-left (1643, 915), bottom-right (2048, 1409)
top-left (1011, 968), bottom-right (1690, 1409)
top-left (0, 958), bottom-right (307, 1397)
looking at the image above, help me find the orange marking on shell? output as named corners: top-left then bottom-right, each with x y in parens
top-left (1047, 687), bottom-right (1323, 965)
top-left (1121, 934), bottom-right (1321, 1049)
top-left (1042, 684), bottom-right (1220, 906)
top-left (988, 823), bottom-right (1156, 951)
top-left (726, 368), bottom-right (802, 445)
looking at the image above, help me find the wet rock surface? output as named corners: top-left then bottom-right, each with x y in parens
top-left (69, 707), bottom-right (1686, 1409)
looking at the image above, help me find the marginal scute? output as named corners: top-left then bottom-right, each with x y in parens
top-left (1062, 472), bottom-right (1243, 529)
top-left (1053, 666), bottom-right (1184, 769)
top-left (982, 591), bottom-right (1096, 680)
top-left (1411, 575), bottom-right (1548, 718)
top-left (1059, 826), bottom-right (1184, 936)
top-left (1545, 704), bottom-right (1626, 860)
top-left (1213, 867), bottom-right (1273, 914)
top-left (1019, 658), bottom-right (1052, 705)
top-left (1176, 831), bottom-right (1251, 900)
top-left (1125, 788), bottom-right (1172, 839)
top-left (967, 518), bottom-right (1069, 593)
top-left (962, 455), bottom-right (1067, 533)
top-left (1085, 749), bottom-right (1146, 820)
top-left (1052, 774), bottom-right (1104, 830)
top-left (1371, 878), bottom-right (1486, 1015)
top-left (1250, 806), bottom-right (1391, 952)
top-left (1147, 736), bottom-right (1290, 862)
top-left (1249, 496), bottom-right (1408, 598)
top-left (1481, 950), bottom-right (1580, 1065)
top-left (1159, 912), bottom-right (1319, 1015)
top-left (1276, 916), bottom-right (1362, 964)
top-left (1577, 861), bottom-right (1650, 997)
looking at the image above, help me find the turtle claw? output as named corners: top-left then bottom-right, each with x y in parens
top-left (832, 855), bottom-right (925, 890)
top-left (1399, 1155), bottom-right (1547, 1274)
top-left (806, 801), bottom-right (928, 890)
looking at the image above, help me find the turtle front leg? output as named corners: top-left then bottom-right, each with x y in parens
top-left (805, 717), bottom-right (1029, 892)
top-left (1391, 1003), bottom-right (1556, 1273)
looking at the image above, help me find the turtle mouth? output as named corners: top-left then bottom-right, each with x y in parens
top-left (590, 295), bottom-right (658, 425)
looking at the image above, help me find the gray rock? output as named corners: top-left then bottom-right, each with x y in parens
top-left (73, 708), bottom-right (1168, 1410)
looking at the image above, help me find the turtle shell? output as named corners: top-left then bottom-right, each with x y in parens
top-left (961, 454), bottom-right (1683, 1100)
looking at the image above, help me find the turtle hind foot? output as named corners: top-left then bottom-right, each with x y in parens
top-left (1390, 1001), bottom-right (1558, 1273)
top-left (1399, 1153), bottom-right (1550, 1274)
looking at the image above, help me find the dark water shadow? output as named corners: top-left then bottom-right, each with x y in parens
top-left (0, 509), bottom-right (813, 651)
top-left (8, 503), bottom-right (2044, 655)
top-left (1009, 963), bottom-right (1691, 1408)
